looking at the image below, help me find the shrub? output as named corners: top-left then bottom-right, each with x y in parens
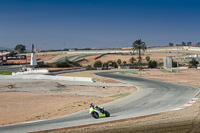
top-left (56, 62), bottom-right (70, 68)
top-left (189, 58), bottom-right (199, 67)
top-left (86, 65), bottom-right (92, 69)
top-left (56, 59), bottom-right (70, 68)
top-left (104, 60), bottom-right (118, 68)
top-left (93, 60), bottom-right (103, 68)
top-left (146, 56), bottom-right (150, 62)
top-left (148, 60), bottom-right (157, 68)
top-left (129, 57), bottom-right (136, 65)
top-left (123, 61), bottom-right (127, 65)
top-left (117, 59), bottom-right (122, 65)
top-left (172, 60), bottom-right (178, 67)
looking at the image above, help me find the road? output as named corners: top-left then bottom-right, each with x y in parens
top-left (0, 71), bottom-right (199, 133)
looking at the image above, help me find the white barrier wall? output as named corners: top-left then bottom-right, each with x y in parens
top-left (12, 69), bottom-right (49, 75)
top-left (0, 75), bottom-right (92, 82)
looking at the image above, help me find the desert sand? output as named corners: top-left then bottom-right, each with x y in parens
top-left (0, 79), bottom-right (136, 125)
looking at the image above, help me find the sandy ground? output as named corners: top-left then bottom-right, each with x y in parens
top-left (42, 69), bottom-right (200, 133)
top-left (2, 50), bottom-right (200, 132)
top-left (0, 80), bottom-right (136, 125)
top-left (136, 69), bottom-right (200, 88)
top-left (78, 51), bottom-right (182, 67)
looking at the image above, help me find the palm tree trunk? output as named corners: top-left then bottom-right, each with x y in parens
top-left (139, 49), bottom-right (141, 70)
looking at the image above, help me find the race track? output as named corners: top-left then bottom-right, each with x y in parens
top-left (0, 71), bottom-right (199, 133)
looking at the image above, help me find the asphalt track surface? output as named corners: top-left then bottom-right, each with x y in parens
top-left (0, 71), bottom-right (199, 133)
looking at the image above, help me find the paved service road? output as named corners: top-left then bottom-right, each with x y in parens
top-left (0, 71), bottom-right (199, 133)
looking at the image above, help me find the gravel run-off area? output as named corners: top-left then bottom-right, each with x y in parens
top-left (0, 78), bottom-right (136, 125)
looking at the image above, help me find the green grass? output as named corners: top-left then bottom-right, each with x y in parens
top-left (0, 71), bottom-right (12, 75)
top-left (110, 93), bottom-right (129, 97)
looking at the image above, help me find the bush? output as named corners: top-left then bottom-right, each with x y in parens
top-left (56, 62), bottom-right (70, 68)
top-left (86, 65), bottom-right (92, 69)
top-left (148, 60), bottom-right (157, 68)
top-left (189, 58), bottom-right (199, 67)
top-left (117, 59), bottom-right (122, 65)
top-left (93, 60), bottom-right (103, 68)
top-left (146, 56), bottom-right (150, 62)
top-left (172, 60), bottom-right (178, 67)
top-left (129, 57), bottom-right (136, 64)
top-left (56, 59), bottom-right (70, 68)
top-left (104, 60), bottom-right (118, 68)
top-left (123, 61), bottom-right (127, 65)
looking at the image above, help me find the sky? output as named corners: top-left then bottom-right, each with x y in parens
top-left (0, 0), bottom-right (200, 50)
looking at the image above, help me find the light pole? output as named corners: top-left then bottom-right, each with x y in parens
top-left (177, 45), bottom-right (179, 75)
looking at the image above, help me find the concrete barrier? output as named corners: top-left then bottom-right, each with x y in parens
top-left (0, 75), bottom-right (92, 82)
top-left (12, 69), bottom-right (49, 75)
top-left (172, 67), bottom-right (188, 70)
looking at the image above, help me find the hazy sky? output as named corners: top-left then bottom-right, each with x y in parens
top-left (0, 0), bottom-right (200, 50)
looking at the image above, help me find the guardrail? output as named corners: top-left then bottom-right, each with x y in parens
top-left (51, 68), bottom-right (86, 75)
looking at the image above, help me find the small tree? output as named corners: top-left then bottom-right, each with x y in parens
top-left (104, 60), bottom-right (118, 68)
top-left (189, 58), bottom-right (199, 67)
top-left (181, 41), bottom-right (186, 46)
top-left (145, 56), bottom-right (150, 62)
top-left (187, 42), bottom-right (192, 46)
top-left (148, 60), bottom-right (157, 68)
top-left (168, 42), bottom-right (174, 46)
top-left (93, 60), bottom-right (102, 68)
top-left (117, 59), bottom-right (122, 65)
top-left (129, 57), bottom-right (136, 65)
top-left (123, 61), bottom-right (127, 65)
top-left (86, 65), bottom-right (92, 69)
top-left (172, 60), bottom-right (178, 67)
top-left (15, 44), bottom-right (26, 53)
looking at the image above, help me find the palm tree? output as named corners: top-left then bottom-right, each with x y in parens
top-left (132, 39), bottom-right (147, 70)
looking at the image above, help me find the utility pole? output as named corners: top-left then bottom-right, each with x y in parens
top-left (177, 45), bottom-right (179, 75)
